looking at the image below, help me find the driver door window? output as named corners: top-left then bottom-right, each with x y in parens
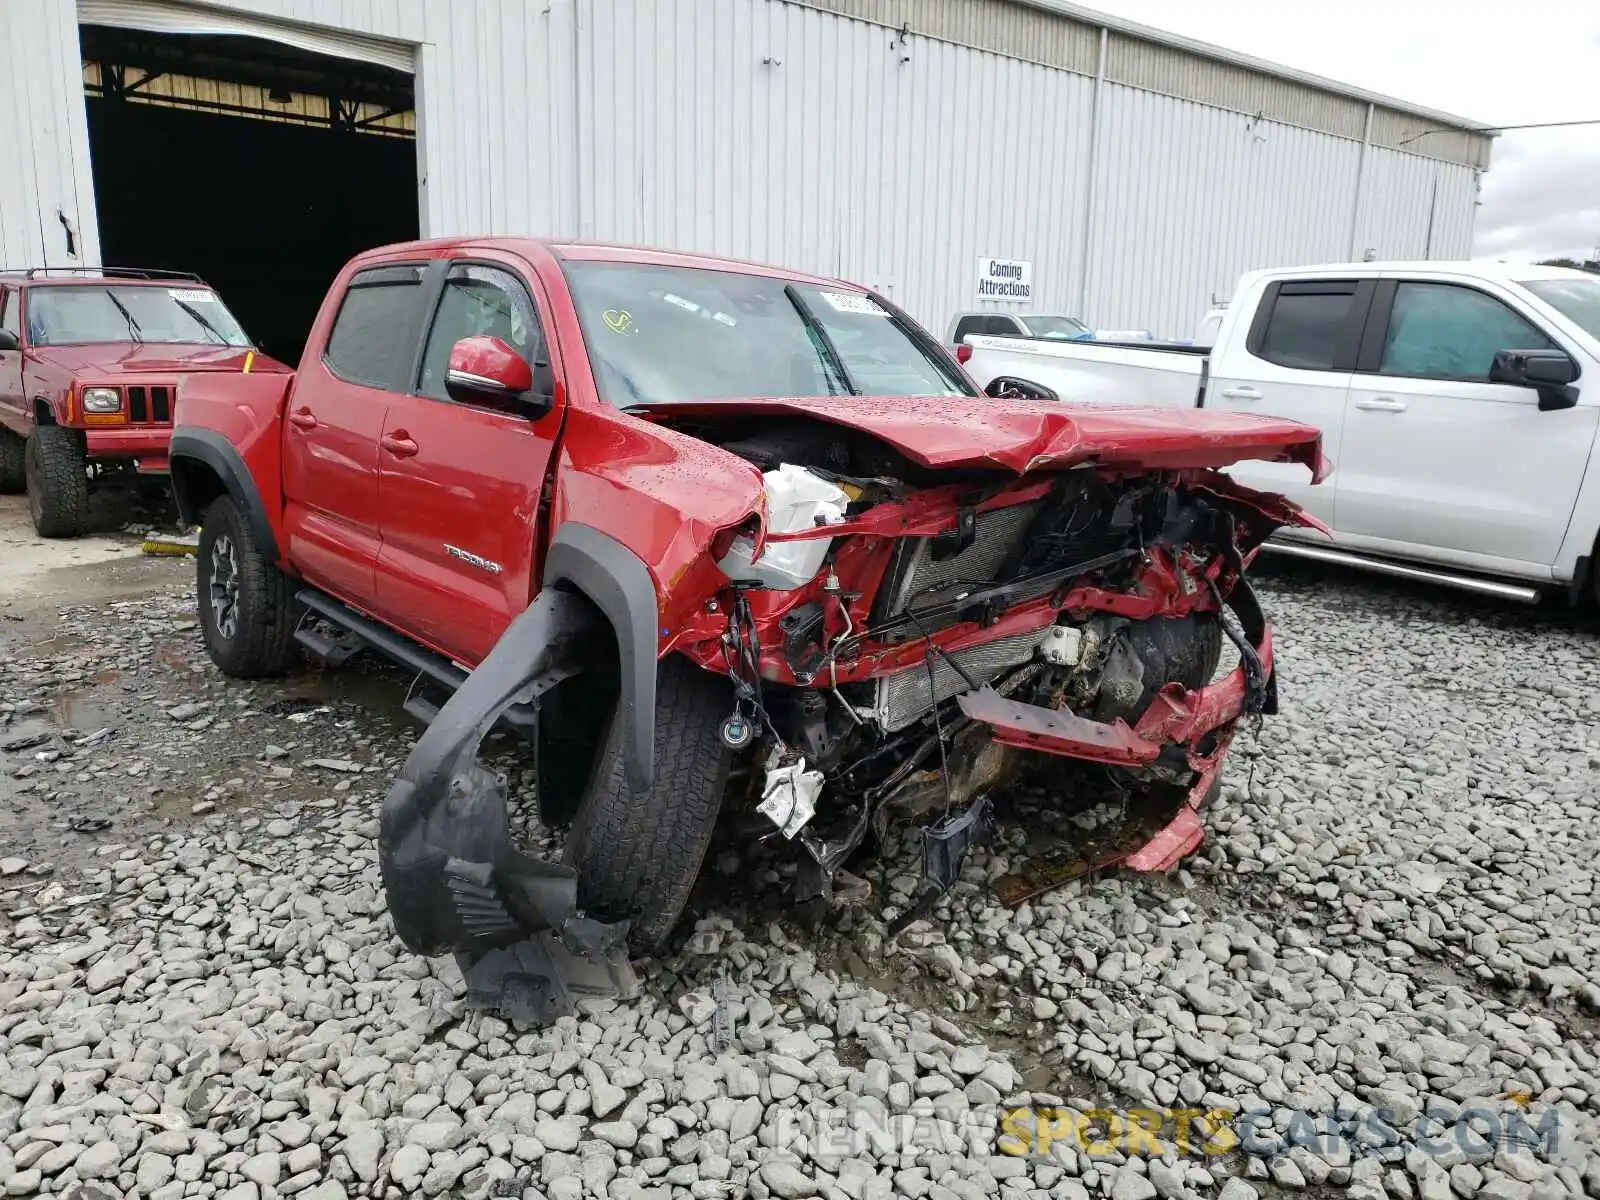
top-left (417, 264), bottom-right (544, 401)
top-left (1379, 282), bottom-right (1554, 381)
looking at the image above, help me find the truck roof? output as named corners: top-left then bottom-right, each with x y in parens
top-left (1239, 260), bottom-right (1596, 287)
top-left (348, 236), bottom-right (861, 291)
top-left (0, 267), bottom-right (210, 287)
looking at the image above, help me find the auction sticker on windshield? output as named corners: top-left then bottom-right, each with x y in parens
top-left (819, 291), bottom-right (887, 316)
top-left (170, 289), bottom-right (216, 303)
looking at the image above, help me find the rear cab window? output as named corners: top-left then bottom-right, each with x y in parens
top-left (323, 264), bottom-right (431, 392)
top-left (1247, 279), bottom-right (1369, 371)
top-left (954, 314), bottom-right (1021, 343)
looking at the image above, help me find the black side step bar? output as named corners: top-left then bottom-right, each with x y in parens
top-left (293, 589), bottom-right (544, 736)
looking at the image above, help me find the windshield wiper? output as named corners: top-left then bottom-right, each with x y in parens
top-left (784, 285), bottom-right (858, 396)
top-left (104, 290), bottom-right (142, 343)
top-left (171, 296), bottom-right (228, 345)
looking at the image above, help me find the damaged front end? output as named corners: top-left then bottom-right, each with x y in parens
top-left (662, 413), bottom-right (1311, 928)
top-left (376, 401), bottom-right (1321, 1024)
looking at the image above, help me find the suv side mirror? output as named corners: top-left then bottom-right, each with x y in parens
top-left (984, 375), bottom-right (1060, 402)
top-left (1490, 348), bottom-right (1580, 412)
top-left (445, 334), bottom-right (553, 419)
top-left (0, 330), bottom-right (18, 352)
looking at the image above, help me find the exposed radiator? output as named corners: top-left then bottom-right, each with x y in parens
top-left (874, 501), bottom-right (1041, 642)
top-left (872, 627), bottom-right (1048, 732)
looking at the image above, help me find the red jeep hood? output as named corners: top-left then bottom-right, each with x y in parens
top-left (639, 395), bottom-right (1328, 482)
top-left (28, 344), bottom-right (292, 375)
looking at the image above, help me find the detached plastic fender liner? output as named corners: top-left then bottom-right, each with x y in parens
top-left (169, 428), bottom-right (280, 561)
top-left (378, 586), bottom-right (637, 1023)
top-left (542, 522), bottom-right (661, 795)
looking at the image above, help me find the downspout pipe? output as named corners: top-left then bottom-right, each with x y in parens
top-left (1077, 25), bottom-right (1108, 317)
top-left (1347, 102), bottom-right (1373, 258)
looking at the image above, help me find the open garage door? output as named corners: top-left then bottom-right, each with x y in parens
top-left (77, 7), bottom-right (420, 364)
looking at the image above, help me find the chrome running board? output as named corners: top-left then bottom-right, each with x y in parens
top-left (1260, 541), bottom-right (1542, 604)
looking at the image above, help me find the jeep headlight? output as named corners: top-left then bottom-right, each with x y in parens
top-left (81, 387), bottom-right (121, 413)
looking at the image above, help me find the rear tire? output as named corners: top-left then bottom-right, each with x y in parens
top-left (563, 655), bottom-right (734, 952)
top-left (197, 494), bottom-right (300, 678)
top-left (24, 426), bottom-right (88, 537)
top-left (0, 429), bottom-right (24, 494)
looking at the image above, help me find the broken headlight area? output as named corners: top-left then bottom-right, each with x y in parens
top-left (676, 458), bottom-right (1287, 932)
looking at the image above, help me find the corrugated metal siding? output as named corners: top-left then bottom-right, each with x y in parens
top-left (1354, 150), bottom-right (1479, 261)
top-left (1369, 106), bottom-right (1491, 171)
top-left (0, 0), bottom-right (99, 268)
top-left (0, 0), bottom-right (1486, 340)
top-left (1085, 84), bottom-right (1361, 337)
top-left (1104, 33), bottom-right (1365, 141)
top-left (789, 0), bottom-right (1099, 75)
top-left (576, 0), bottom-right (1094, 325)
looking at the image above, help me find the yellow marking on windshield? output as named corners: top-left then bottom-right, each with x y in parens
top-left (602, 309), bottom-right (636, 336)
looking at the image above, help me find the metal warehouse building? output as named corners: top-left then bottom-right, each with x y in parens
top-left (1, 0), bottom-right (1492, 360)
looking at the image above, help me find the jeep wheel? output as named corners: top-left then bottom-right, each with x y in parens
top-left (563, 654), bottom-right (735, 952)
top-left (24, 426), bottom-right (88, 537)
top-left (0, 429), bottom-right (24, 494)
top-left (197, 494), bottom-right (300, 678)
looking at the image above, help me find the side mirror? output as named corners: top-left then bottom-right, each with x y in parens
top-left (1490, 348), bottom-right (1579, 412)
top-left (0, 330), bottom-right (18, 352)
top-left (445, 334), bottom-right (553, 418)
top-left (984, 375), bottom-right (1059, 402)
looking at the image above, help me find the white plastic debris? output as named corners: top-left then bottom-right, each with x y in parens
top-left (717, 463), bottom-right (848, 590)
top-left (757, 755), bottom-right (825, 839)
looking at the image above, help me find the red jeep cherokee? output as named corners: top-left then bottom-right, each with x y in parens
top-left (168, 237), bottom-right (1328, 1024)
top-left (0, 268), bottom-right (288, 537)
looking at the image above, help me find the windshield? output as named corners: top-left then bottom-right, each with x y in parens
top-left (26, 284), bottom-right (252, 348)
top-left (1018, 314), bottom-right (1090, 339)
top-left (1520, 277), bottom-right (1600, 341)
top-left (562, 261), bottom-right (973, 406)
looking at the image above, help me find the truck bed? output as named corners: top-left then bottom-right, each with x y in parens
top-left (963, 334), bottom-right (1208, 409)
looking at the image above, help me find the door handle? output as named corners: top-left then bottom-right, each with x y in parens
top-left (381, 431), bottom-right (419, 458)
top-left (1354, 397), bottom-right (1408, 412)
top-left (288, 409), bottom-right (318, 430)
top-left (1218, 385), bottom-right (1262, 400)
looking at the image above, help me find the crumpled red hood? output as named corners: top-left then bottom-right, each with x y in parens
top-left (638, 394), bottom-right (1329, 483)
top-left (28, 344), bottom-right (293, 376)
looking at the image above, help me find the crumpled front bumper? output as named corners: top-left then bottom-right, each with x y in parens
top-left (377, 587), bottom-right (639, 1025)
top-left (959, 577), bottom-right (1275, 874)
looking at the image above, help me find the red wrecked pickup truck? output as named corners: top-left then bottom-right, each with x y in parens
top-left (168, 237), bottom-right (1326, 1023)
top-left (0, 268), bottom-right (288, 537)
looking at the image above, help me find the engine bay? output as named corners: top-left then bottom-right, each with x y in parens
top-left (655, 412), bottom-right (1291, 920)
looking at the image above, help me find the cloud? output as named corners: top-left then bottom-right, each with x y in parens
top-left (1475, 130), bottom-right (1600, 263)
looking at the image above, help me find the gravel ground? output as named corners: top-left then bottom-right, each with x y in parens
top-left (2, 558), bottom-right (1599, 1200)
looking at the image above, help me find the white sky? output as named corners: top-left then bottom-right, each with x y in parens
top-left (1080, 0), bottom-right (1600, 263)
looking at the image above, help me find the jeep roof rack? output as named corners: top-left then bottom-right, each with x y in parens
top-left (9, 266), bottom-right (208, 283)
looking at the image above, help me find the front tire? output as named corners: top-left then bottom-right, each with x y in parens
top-left (0, 429), bottom-right (24, 494)
top-left (562, 655), bottom-right (734, 952)
top-left (24, 426), bottom-right (88, 537)
top-left (197, 494), bottom-right (300, 678)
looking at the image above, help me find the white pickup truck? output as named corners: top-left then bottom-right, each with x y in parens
top-left (959, 261), bottom-right (1600, 604)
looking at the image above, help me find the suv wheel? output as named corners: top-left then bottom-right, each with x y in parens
top-left (24, 426), bottom-right (88, 537)
top-left (0, 429), bottom-right (24, 494)
top-left (197, 494), bottom-right (300, 678)
top-left (563, 654), bottom-right (735, 952)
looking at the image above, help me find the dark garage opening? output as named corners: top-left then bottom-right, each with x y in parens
top-left (81, 25), bottom-right (420, 366)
